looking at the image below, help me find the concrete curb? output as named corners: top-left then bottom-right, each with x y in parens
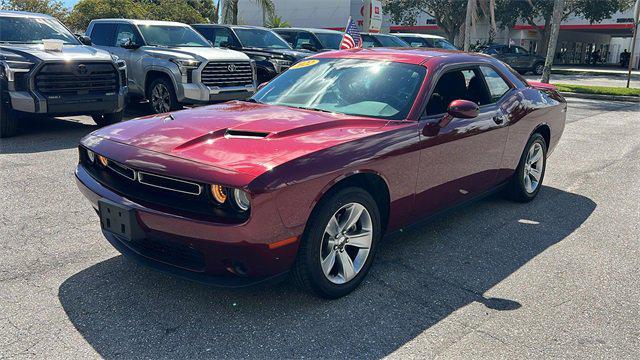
top-left (560, 92), bottom-right (640, 103)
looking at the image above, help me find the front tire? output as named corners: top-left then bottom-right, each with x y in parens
top-left (0, 99), bottom-right (18, 138)
top-left (292, 187), bottom-right (381, 299)
top-left (148, 78), bottom-right (180, 114)
top-left (91, 111), bottom-right (123, 127)
top-left (506, 133), bottom-right (547, 202)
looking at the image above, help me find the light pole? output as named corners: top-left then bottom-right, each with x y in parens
top-left (627, 0), bottom-right (640, 88)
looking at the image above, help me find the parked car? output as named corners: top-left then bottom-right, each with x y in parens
top-left (0, 11), bottom-right (127, 138)
top-left (192, 24), bottom-right (311, 84)
top-left (273, 28), bottom-right (344, 51)
top-left (393, 33), bottom-right (458, 50)
top-left (478, 44), bottom-right (546, 75)
top-left (76, 48), bottom-right (566, 298)
top-left (86, 19), bottom-right (256, 114)
top-left (360, 33), bottom-right (410, 48)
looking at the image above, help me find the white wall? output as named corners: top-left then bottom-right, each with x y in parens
top-left (236, 0), bottom-right (351, 28)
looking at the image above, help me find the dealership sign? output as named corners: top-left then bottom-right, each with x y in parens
top-left (362, 0), bottom-right (383, 33)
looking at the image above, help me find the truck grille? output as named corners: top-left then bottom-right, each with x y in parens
top-left (201, 61), bottom-right (253, 87)
top-left (35, 62), bottom-right (119, 95)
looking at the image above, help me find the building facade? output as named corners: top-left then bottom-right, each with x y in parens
top-left (237, 0), bottom-right (639, 69)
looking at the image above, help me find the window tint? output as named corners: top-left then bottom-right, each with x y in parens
top-left (374, 35), bottom-right (408, 47)
top-left (480, 66), bottom-right (511, 102)
top-left (276, 31), bottom-right (295, 46)
top-left (361, 34), bottom-right (377, 48)
top-left (314, 32), bottom-right (343, 49)
top-left (425, 68), bottom-right (493, 115)
top-left (212, 27), bottom-right (237, 47)
top-left (90, 23), bottom-right (116, 46)
top-left (115, 24), bottom-right (141, 46)
top-left (295, 31), bottom-right (319, 50)
top-left (400, 36), bottom-right (428, 48)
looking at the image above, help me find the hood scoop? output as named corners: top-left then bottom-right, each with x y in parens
top-left (224, 130), bottom-right (270, 139)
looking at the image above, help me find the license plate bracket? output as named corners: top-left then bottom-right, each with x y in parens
top-left (98, 199), bottom-right (144, 241)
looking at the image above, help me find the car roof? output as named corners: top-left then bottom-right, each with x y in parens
top-left (311, 47), bottom-right (490, 65)
top-left (91, 19), bottom-right (190, 26)
top-left (393, 33), bottom-right (446, 40)
top-left (0, 10), bottom-right (52, 18)
top-left (274, 28), bottom-right (343, 35)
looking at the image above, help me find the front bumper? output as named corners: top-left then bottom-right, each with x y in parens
top-left (9, 85), bottom-right (128, 115)
top-left (75, 164), bottom-right (300, 286)
top-left (180, 83), bottom-right (255, 103)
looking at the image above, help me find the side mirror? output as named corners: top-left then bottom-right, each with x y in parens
top-left (257, 82), bottom-right (269, 91)
top-left (300, 43), bottom-right (317, 52)
top-left (439, 99), bottom-right (479, 128)
top-left (76, 34), bottom-right (92, 46)
top-left (120, 38), bottom-right (141, 50)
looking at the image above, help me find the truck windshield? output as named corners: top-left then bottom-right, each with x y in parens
top-left (252, 58), bottom-right (426, 120)
top-left (138, 25), bottom-right (210, 47)
top-left (0, 16), bottom-right (78, 44)
top-left (234, 28), bottom-right (291, 49)
top-left (314, 33), bottom-right (343, 49)
top-left (374, 35), bottom-right (410, 47)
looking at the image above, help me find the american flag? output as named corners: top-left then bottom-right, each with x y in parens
top-left (340, 17), bottom-right (362, 50)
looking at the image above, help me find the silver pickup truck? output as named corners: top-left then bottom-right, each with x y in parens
top-left (86, 19), bottom-right (256, 114)
top-left (0, 11), bottom-right (128, 138)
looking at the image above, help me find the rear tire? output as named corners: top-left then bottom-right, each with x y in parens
top-left (0, 99), bottom-right (18, 138)
top-left (533, 62), bottom-right (545, 76)
top-left (292, 187), bottom-right (381, 299)
top-left (147, 78), bottom-right (180, 114)
top-left (506, 133), bottom-right (547, 202)
top-left (91, 111), bottom-right (123, 127)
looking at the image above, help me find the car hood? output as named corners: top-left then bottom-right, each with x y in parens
top-left (0, 44), bottom-right (113, 62)
top-left (144, 46), bottom-right (249, 62)
top-left (243, 47), bottom-right (311, 60)
top-left (89, 101), bottom-right (390, 177)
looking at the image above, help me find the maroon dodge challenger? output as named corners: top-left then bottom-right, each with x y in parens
top-left (76, 48), bottom-right (566, 298)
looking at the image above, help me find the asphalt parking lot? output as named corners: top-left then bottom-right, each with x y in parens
top-left (1, 98), bottom-right (639, 358)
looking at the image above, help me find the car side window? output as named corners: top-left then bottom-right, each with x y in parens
top-left (479, 66), bottom-right (512, 103)
top-left (361, 34), bottom-right (377, 48)
top-left (425, 68), bottom-right (493, 116)
top-left (213, 27), bottom-right (239, 47)
top-left (277, 31), bottom-right (295, 46)
top-left (90, 23), bottom-right (116, 46)
top-left (295, 31), bottom-right (320, 49)
top-left (401, 36), bottom-right (424, 48)
top-left (115, 24), bottom-right (140, 46)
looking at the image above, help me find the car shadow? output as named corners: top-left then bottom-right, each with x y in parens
top-left (58, 186), bottom-right (595, 358)
top-left (0, 102), bottom-right (151, 155)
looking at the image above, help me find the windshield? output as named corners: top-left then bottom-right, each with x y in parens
top-left (0, 16), bottom-right (78, 44)
top-left (252, 58), bottom-right (426, 120)
top-left (234, 28), bottom-right (291, 49)
top-left (374, 35), bottom-right (409, 47)
top-left (137, 25), bottom-right (210, 47)
top-left (433, 38), bottom-right (457, 50)
top-left (314, 32), bottom-right (343, 49)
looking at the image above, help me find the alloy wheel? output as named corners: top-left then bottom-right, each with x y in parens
top-left (523, 142), bottom-right (544, 193)
top-left (535, 64), bottom-right (544, 75)
top-left (320, 202), bottom-right (373, 284)
top-left (151, 83), bottom-right (171, 113)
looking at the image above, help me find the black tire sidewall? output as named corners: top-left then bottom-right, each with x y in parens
top-left (148, 78), bottom-right (179, 114)
top-left (0, 99), bottom-right (18, 138)
top-left (296, 187), bottom-right (381, 298)
top-left (92, 111), bottom-right (123, 127)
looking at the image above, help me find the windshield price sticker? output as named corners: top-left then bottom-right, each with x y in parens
top-left (290, 60), bottom-right (320, 69)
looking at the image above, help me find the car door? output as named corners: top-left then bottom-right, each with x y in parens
top-left (414, 66), bottom-right (510, 215)
top-left (513, 46), bottom-right (532, 68)
top-left (111, 23), bottom-right (145, 94)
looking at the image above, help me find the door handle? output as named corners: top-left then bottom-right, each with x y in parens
top-left (493, 114), bottom-right (507, 125)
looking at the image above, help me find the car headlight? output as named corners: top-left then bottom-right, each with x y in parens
top-left (111, 54), bottom-right (126, 69)
top-left (170, 58), bottom-right (201, 75)
top-left (210, 184), bottom-right (250, 212)
top-left (86, 149), bottom-right (95, 163)
top-left (4, 60), bottom-right (34, 70)
top-left (1, 60), bottom-right (34, 81)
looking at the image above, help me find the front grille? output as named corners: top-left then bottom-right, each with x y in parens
top-left (35, 62), bottom-right (119, 95)
top-left (201, 61), bottom-right (253, 87)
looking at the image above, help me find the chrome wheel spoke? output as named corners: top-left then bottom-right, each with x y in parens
top-left (529, 148), bottom-right (542, 164)
top-left (346, 231), bottom-right (372, 249)
top-left (341, 203), bottom-right (364, 232)
top-left (337, 250), bottom-right (356, 282)
top-left (321, 250), bottom-right (336, 276)
top-left (325, 215), bottom-right (340, 238)
top-left (524, 173), bottom-right (533, 192)
top-left (529, 167), bottom-right (542, 181)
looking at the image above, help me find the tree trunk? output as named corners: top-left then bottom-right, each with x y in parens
top-left (232, 0), bottom-right (238, 24)
top-left (542, 0), bottom-right (564, 83)
top-left (464, 0), bottom-right (474, 51)
top-left (489, 0), bottom-right (497, 42)
top-left (538, 14), bottom-right (552, 56)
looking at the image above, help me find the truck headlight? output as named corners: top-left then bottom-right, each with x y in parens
top-left (170, 58), bottom-right (201, 75)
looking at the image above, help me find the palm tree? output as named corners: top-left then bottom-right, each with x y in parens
top-left (463, 0), bottom-right (497, 51)
top-left (265, 15), bottom-right (290, 28)
top-left (541, 0), bottom-right (565, 83)
top-left (221, 0), bottom-right (274, 25)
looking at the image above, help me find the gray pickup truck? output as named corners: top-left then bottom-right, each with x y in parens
top-left (86, 19), bottom-right (256, 114)
top-left (0, 11), bottom-right (128, 138)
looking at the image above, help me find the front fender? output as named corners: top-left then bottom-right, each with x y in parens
top-left (142, 58), bottom-right (182, 98)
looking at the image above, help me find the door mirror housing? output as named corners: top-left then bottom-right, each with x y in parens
top-left (120, 38), bottom-right (141, 50)
top-left (76, 34), bottom-right (92, 46)
top-left (438, 99), bottom-right (479, 128)
top-left (300, 43), bottom-right (317, 52)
